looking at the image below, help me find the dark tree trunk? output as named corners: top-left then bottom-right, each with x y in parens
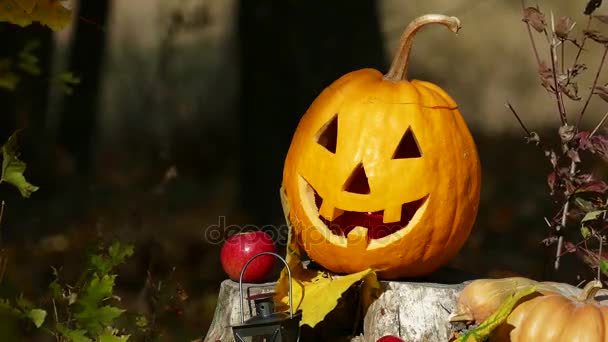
top-left (236, 1), bottom-right (387, 226)
top-left (57, 0), bottom-right (110, 176)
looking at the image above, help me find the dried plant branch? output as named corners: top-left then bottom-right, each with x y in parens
top-left (548, 13), bottom-right (568, 124)
top-left (555, 159), bottom-right (577, 270)
top-left (561, 39), bottom-right (566, 74)
top-left (522, 0), bottom-right (543, 69)
top-left (0, 200), bottom-right (4, 228)
top-left (555, 235), bottom-right (565, 266)
top-left (573, 17), bottom-right (593, 67)
top-left (0, 200), bottom-right (5, 283)
top-left (590, 110), bottom-right (608, 137)
top-left (578, 44), bottom-right (608, 127)
top-left (505, 102), bottom-right (532, 135)
top-left (597, 233), bottom-right (603, 281)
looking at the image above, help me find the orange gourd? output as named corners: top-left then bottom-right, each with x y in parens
top-left (281, 14), bottom-right (481, 279)
top-left (494, 280), bottom-right (608, 341)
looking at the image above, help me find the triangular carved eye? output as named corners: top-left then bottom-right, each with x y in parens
top-left (315, 114), bottom-right (338, 153)
top-left (343, 163), bottom-right (370, 194)
top-left (392, 127), bottom-right (422, 159)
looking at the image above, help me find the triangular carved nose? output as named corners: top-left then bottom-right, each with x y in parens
top-left (393, 127), bottom-right (422, 159)
top-left (343, 163), bottom-right (370, 194)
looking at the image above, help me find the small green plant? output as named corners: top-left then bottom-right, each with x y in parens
top-left (0, 9), bottom-right (196, 342)
top-left (0, 241), bottom-right (136, 341)
top-left (47, 241), bottom-right (135, 341)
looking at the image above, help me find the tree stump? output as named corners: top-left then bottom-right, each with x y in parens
top-left (204, 279), bottom-right (277, 342)
top-left (351, 280), bottom-right (466, 342)
top-left (204, 278), bottom-right (469, 342)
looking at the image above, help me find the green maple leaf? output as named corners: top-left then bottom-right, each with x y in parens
top-left (75, 305), bottom-right (124, 334)
top-left (0, 298), bottom-right (22, 317)
top-left (74, 274), bottom-right (125, 335)
top-left (25, 308), bottom-right (46, 328)
top-left (108, 242), bottom-right (134, 265)
top-left (1, 131), bottom-right (39, 197)
top-left (0, 297), bottom-right (46, 328)
top-left (80, 274), bottom-right (115, 306)
top-left (90, 242), bottom-right (134, 276)
top-left (57, 324), bottom-right (93, 342)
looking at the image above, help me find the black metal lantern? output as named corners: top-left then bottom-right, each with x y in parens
top-left (231, 252), bottom-right (301, 342)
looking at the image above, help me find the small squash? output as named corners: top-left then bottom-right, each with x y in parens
top-left (282, 14), bottom-right (481, 279)
top-left (495, 280), bottom-right (608, 341)
top-left (450, 277), bottom-right (542, 323)
top-left (451, 277), bottom-right (608, 342)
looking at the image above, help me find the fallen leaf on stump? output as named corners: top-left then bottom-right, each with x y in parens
top-left (274, 187), bottom-right (381, 328)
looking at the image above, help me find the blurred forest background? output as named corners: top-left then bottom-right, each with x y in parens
top-left (2, 0), bottom-right (608, 340)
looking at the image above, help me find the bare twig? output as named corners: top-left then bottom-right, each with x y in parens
top-left (505, 102), bottom-right (532, 135)
top-left (52, 298), bottom-right (60, 341)
top-left (555, 234), bottom-right (565, 270)
top-left (561, 39), bottom-right (565, 74)
top-left (521, 0), bottom-right (543, 68)
top-left (0, 201), bottom-right (6, 284)
top-left (578, 45), bottom-right (608, 127)
top-left (597, 233), bottom-right (603, 281)
top-left (548, 13), bottom-right (568, 124)
top-left (555, 160), bottom-right (577, 270)
top-left (590, 111), bottom-right (608, 137)
top-left (0, 200), bottom-right (5, 229)
top-left (573, 17), bottom-right (593, 67)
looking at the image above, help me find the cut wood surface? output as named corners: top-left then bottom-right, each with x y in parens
top-left (204, 278), bottom-right (469, 342)
top-left (204, 279), bottom-right (277, 342)
top-left (352, 280), bottom-right (467, 342)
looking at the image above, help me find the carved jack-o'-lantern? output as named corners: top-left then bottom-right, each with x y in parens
top-left (282, 14), bottom-right (481, 279)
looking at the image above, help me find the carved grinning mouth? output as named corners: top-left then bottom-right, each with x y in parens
top-left (306, 180), bottom-right (429, 240)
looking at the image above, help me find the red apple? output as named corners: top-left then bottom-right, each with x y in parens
top-left (376, 336), bottom-right (404, 342)
top-left (220, 231), bottom-right (277, 283)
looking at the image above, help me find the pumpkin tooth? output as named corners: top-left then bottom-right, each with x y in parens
top-left (318, 200), bottom-right (343, 221)
top-left (346, 226), bottom-right (369, 249)
top-left (383, 205), bottom-right (402, 224)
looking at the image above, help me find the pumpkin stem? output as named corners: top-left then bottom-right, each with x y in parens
top-left (578, 279), bottom-right (603, 302)
top-left (383, 14), bottom-right (461, 82)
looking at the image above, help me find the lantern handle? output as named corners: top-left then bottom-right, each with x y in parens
top-left (238, 251), bottom-right (294, 323)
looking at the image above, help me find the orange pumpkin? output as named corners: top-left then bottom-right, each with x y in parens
top-left (281, 14), bottom-right (481, 279)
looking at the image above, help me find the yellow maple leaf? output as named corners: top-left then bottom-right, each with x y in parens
top-left (14, 0), bottom-right (36, 14)
top-left (0, 1), bottom-right (33, 27)
top-left (274, 187), bottom-right (381, 328)
top-left (30, 0), bottom-right (72, 31)
top-left (0, 0), bottom-right (71, 31)
top-left (453, 286), bottom-right (537, 342)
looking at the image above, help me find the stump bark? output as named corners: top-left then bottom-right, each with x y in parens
top-left (351, 280), bottom-right (466, 342)
top-left (204, 278), bottom-right (468, 342)
top-left (204, 279), bottom-right (278, 342)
